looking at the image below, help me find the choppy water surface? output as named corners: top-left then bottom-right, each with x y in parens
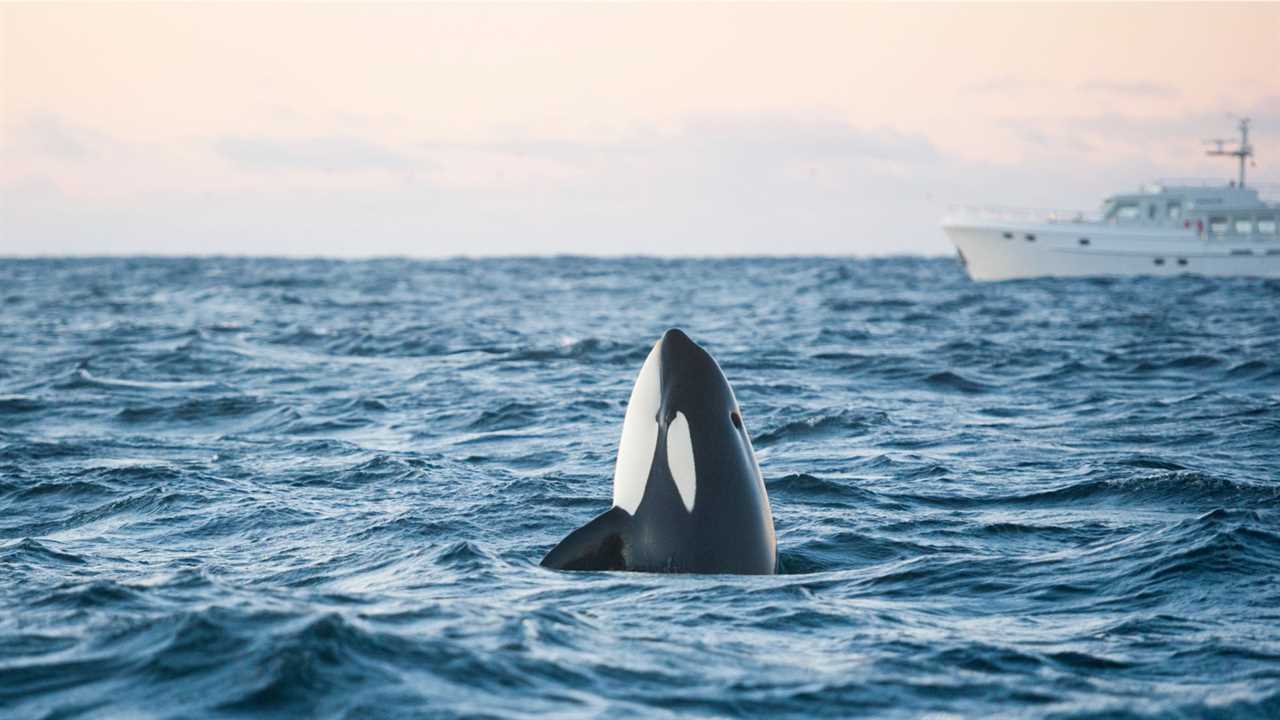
top-left (2, 257), bottom-right (1279, 718)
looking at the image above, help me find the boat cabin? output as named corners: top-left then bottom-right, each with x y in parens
top-left (1102, 184), bottom-right (1278, 239)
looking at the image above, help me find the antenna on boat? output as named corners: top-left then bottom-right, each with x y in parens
top-left (1204, 117), bottom-right (1253, 188)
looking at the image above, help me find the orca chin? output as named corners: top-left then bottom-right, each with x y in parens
top-left (541, 328), bottom-right (777, 574)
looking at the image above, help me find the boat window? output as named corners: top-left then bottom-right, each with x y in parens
top-left (1147, 204), bottom-right (1158, 220)
top-left (1113, 204), bottom-right (1140, 221)
top-left (1235, 218), bottom-right (1253, 235)
top-left (1258, 217), bottom-right (1277, 235)
top-left (1166, 202), bottom-right (1182, 220)
top-left (1209, 217), bottom-right (1229, 237)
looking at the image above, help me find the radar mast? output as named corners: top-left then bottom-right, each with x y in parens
top-left (1204, 118), bottom-right (1253, 188)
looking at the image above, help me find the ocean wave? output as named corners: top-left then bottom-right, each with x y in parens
top-left (467, 402), bottom-right (544, 432)
top-left (3, 256), bottom-right (1278, 718)
top-left (0, 537), bottom-right (87, 567)
top-left (115, 395), bottom-right (277, 424)
top-left (923, 370), bottom-right (993, 394)
top-left (781, 531), bottom-right (942, 574)
top-left (1117, 509), bottom-right (1280, 588)
top-left (767, 473), bottom-right (887, 506)
top-left (1012, 473), bottom-right (1280, 508)
top-left (503, 336), bottom-right (644, 364)
top-left (894, 472), bottom-right (1280, 510)
top-left (64, 368), bottom-right (223, 393)
top-left (0, 395), bottom-right (44, 415)
top-left (752, 409), bottom-right (890, 448)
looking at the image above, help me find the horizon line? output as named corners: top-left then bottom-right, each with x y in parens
top-left (0, 251), bottom-right (958, 261)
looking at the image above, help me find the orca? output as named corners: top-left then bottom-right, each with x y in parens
top-left (541, 328), bottom-right (777, 574)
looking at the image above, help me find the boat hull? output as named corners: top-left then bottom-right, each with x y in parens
top-left (944, 222), bottom-right (1280, 281)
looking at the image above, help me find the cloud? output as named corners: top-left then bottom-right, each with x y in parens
top-left (3, 114), bottom-right (955, 257)
top-left (213, 136), bottom-right (415, 173)
top-left (6, 107), bottom-right (1278, 258)
top-left (676, 116), bottom-right (940, 163)
top-left (10, 115), bottom-right (97, 160)
top-left (990, 96), bottom-right (1280, 166)
top-left (961, 75), bottom-right (1036, 96)
top-left (1077, 81), bottom-right (1179, 99)
top-left (422, 116), bottom-right (939, 169)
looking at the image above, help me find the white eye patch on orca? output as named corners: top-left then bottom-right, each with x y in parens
top-left (666, 411), bottom-right (697, 513)
top-left (611, 339), bottom-right (662, 514)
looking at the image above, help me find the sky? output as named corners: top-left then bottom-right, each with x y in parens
top-left (2, 2), bottom-right (1278, 257)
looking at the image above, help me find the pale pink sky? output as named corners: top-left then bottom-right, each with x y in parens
top-left (2, 3), bottom-right (1278, 256)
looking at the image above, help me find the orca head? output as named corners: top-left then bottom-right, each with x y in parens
top-left (541, 327), bottom-right (776, 574)
top-left (612, 328), bottom-right (765, 517)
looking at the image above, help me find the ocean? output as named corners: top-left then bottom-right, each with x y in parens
top-left (1, 256), bottom-right (1278, 718)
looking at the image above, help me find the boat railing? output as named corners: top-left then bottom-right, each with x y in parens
top-left (1154, 177), bottom-right (1235, 188)
top-left (1155, 177), bottom-right (1280, 202)
top-left (944, 204), bottom-right (1099, 224)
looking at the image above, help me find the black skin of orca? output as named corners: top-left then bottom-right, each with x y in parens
top-left (541, 328), bottom-right (777, 574)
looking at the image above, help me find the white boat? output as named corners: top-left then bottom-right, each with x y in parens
top-left (942, 119), bottom-right (1280, 281)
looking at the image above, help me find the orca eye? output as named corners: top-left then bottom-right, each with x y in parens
top-left (730, 410), bottom-right (743, 429)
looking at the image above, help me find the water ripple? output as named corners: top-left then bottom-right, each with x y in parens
top-left (0, 257), bottom-right (1277, 718)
